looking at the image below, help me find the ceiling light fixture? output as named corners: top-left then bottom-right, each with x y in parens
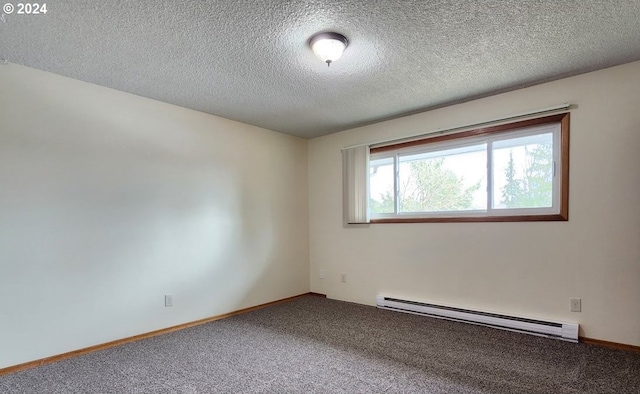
top-left (309, 32), bottom-right (348, 67)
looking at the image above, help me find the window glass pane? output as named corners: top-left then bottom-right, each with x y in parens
top-left (398, 144), bottom-right (487, 213)
top-left (369, 157), bottom-right (395, 214)
top-left (492, 133), bottom-right (553, 209)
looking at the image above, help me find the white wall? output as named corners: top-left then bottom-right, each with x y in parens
top-left (309, 61), bottom-right (640, 346)
top-left (0, 64), bottom-right (310, 368)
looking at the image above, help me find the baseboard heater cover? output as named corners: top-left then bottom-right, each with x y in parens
top-left (377, 295), bottom-right (578, 342)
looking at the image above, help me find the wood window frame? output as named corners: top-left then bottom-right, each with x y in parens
top-left (369, 113), bottom-right (570, 223)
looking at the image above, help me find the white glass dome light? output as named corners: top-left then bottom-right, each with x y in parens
top-left (309, 32), bottom-right (349, 66)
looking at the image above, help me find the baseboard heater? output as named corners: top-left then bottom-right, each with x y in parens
top-left (376, 295), bottom-right (578, 342)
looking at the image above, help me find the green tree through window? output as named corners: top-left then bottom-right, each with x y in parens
top-left (500, 143), bottom-right (553, 208)
top-left (370, 158), bottom-right (480, 213)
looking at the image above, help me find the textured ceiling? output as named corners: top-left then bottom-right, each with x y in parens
top-left (2, 1), bottom-right (640, 138)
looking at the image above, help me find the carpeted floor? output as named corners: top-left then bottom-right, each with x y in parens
top-left (1, 295), bottom-right (639, 393)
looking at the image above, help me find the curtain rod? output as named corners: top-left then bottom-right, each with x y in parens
top-left (342, 103), bottom-right (572, 151)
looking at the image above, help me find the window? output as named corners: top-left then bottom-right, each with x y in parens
top-left (369, 114), bottom-right (569, 222)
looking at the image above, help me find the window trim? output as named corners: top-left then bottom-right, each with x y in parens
top-left (369, 113), bottom-right (570, 223)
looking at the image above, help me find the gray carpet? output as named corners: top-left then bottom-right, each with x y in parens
top-left (1, 295), bottom-right (639, 393)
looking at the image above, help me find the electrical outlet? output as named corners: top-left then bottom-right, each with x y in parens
top-left (319, 270), bottom-right (325, 279)
top-left (341, 273), bottom-right (347, 283)
top-left (570, 298), bottom-right (581, 312)
top-left (165, 294), bottom-right (173, 307)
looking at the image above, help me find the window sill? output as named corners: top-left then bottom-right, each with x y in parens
top-left (370, 213), bottom-right (568, 223)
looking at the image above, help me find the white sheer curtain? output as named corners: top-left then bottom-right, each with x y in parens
top-left (342, 145), bottom-right (370, 224)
